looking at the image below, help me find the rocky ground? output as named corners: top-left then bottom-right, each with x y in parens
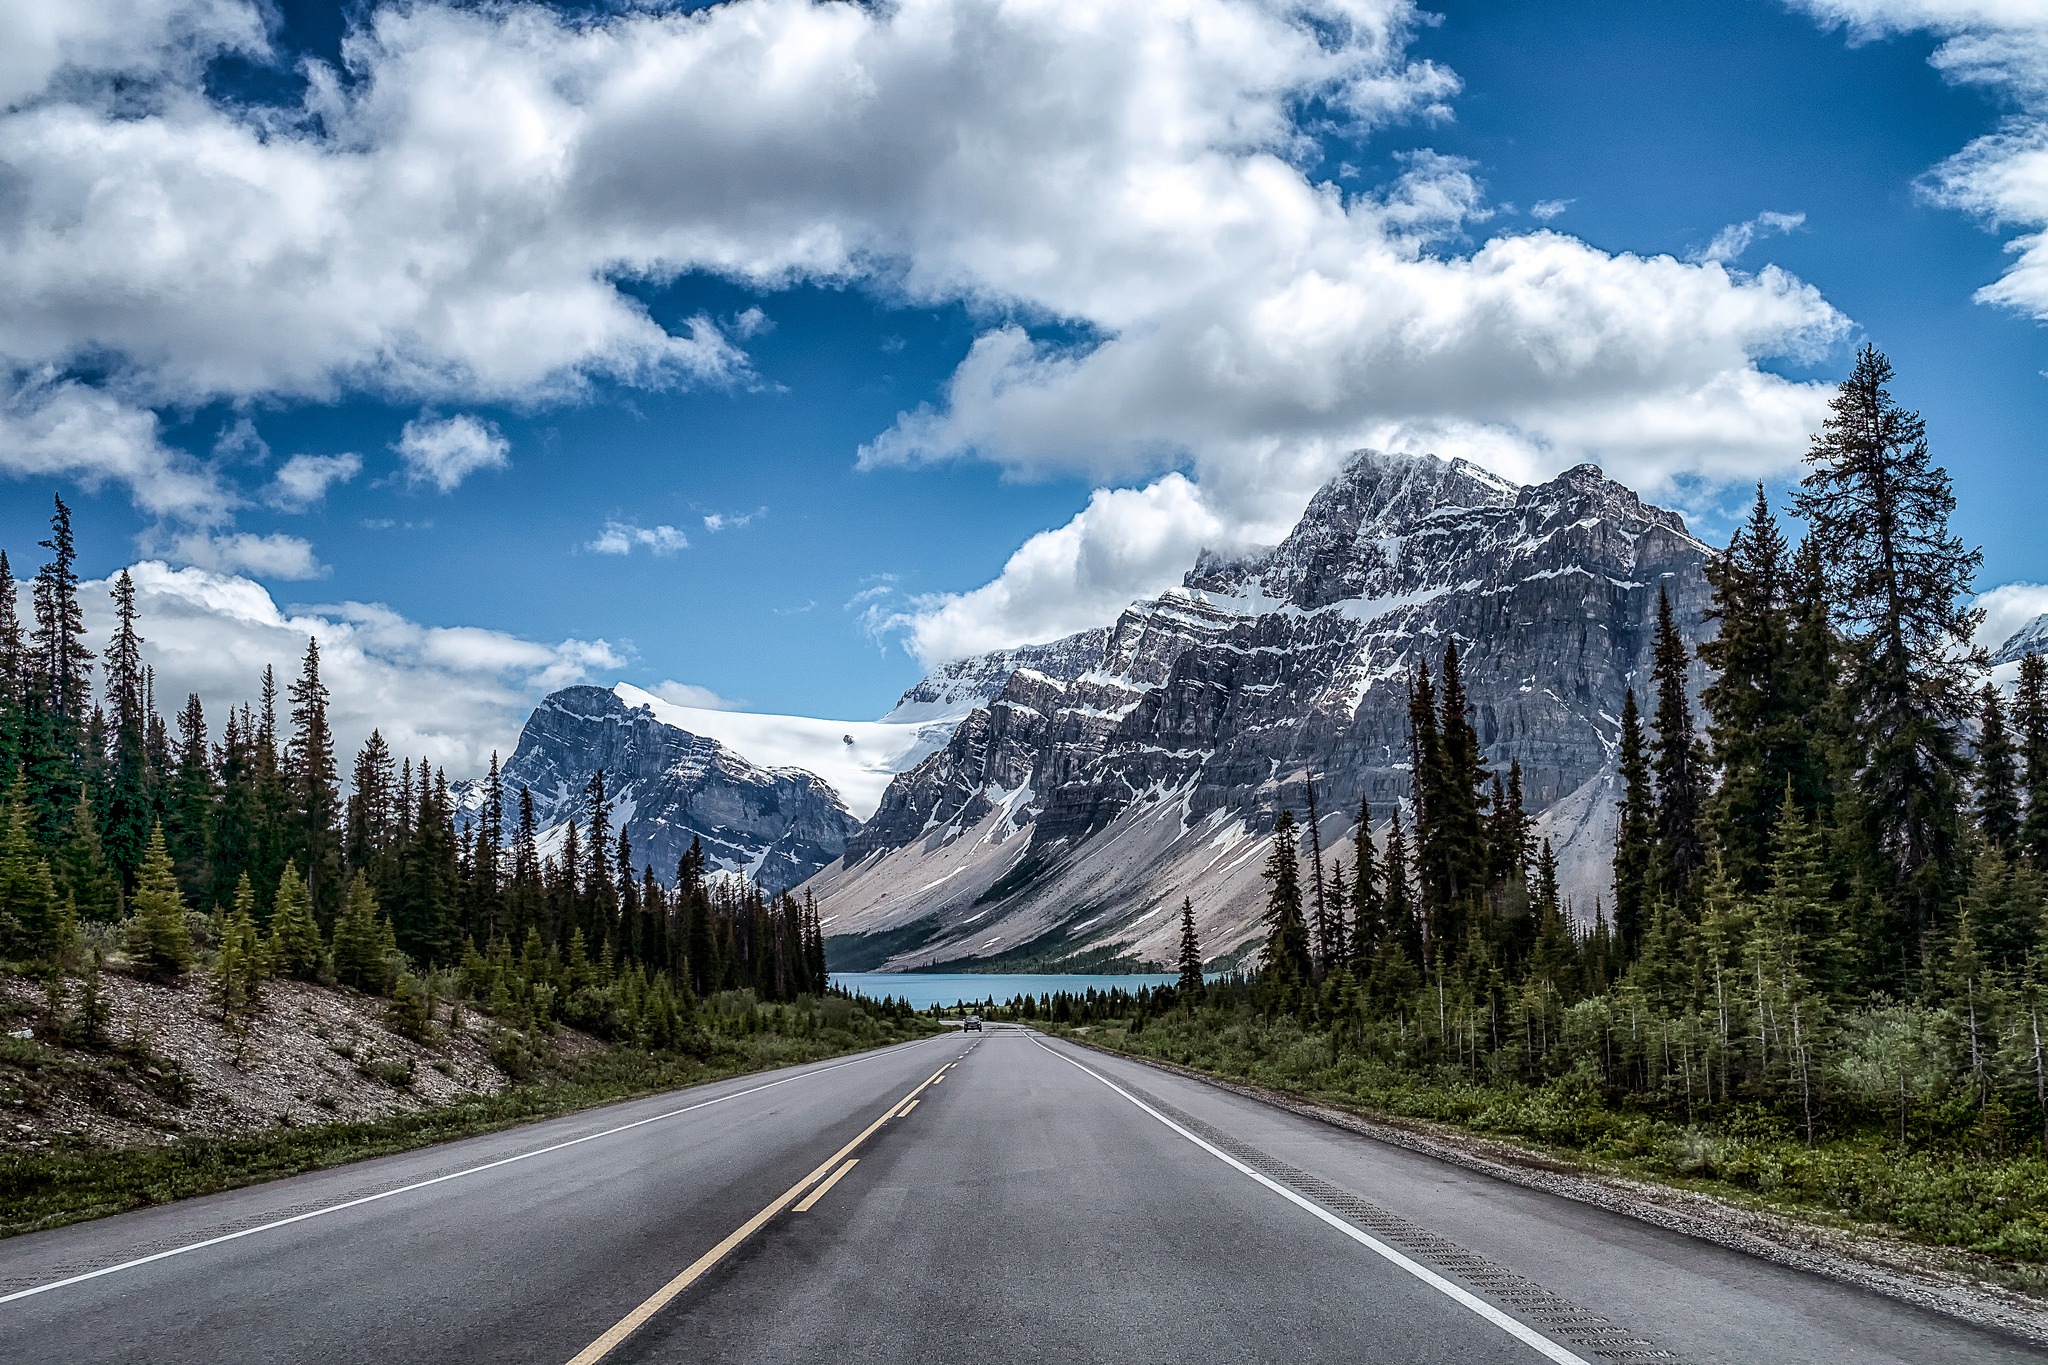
top-left (0, 968), bottom-right (596, 1155)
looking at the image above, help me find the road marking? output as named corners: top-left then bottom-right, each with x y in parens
top-left (563, 1062), bottom-right (952, 1365)
top-left (900, 1099), bottom-right (920, 1115)
top-left (793, 1160), bottom-right (860, 1213)
top-left (0, 1036), bottom-right (945, 1309)
top-left (1033, 1039), bottom-right (1591, 1365)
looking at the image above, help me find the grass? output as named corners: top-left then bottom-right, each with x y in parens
top-left (1048, 1010), bottom-right (2048, 1276)
top-left (0, 1015), bottom-right (939, 1240)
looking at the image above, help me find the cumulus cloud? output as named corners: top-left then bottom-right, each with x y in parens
top-left (647, 680), bottom-right (741, 710)
top-left (1975, 580), bottom-right (2048, 652)
top-left (7, 0), bottom-right (1865, 664)
top-left (0, 375), bottom-right (233, 523)
top-left (72, 561), bottom-right (623, 774)
top-left (154, 530), bottom-right (328, 581)
top-left (1793, 1), bottom-right (2048, 316)
top-left (586, 520), bottom-right (688, 555)
top-left (1693, 211), bottom-right (1807, 264)
top-left (395, 413), bottom-right (510, 493)
top-left (268, 452), bottom-right (362, 510)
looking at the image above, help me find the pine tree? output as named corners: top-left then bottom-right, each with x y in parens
top-left (30, 495), bottom-right (94, 730)
top-left (1177, 896), bottom-right (1203, 997)
top-left (1350, 797), bottom-right (1383, 969)
top-left (214, 877), bottom-right (264, 1026)
top-left (165, 693), bottom-right (216, 905)
top-left (332, 870), bottom-right (393, 994)
top-left (1794, 343), bottom-right (1982, 947)
top-left (0, 551), bottom-right (23, 777)
top-left (345, 729), bottom-right (396, 894)
top-left (1382, 807), bottom-right (1421, 964)
top-left (287, 639), bottom-right (343, 921)
top-left (1304, 778), bottom-right (1339, 969)
top-left (124, 824), bottom-right (193, 982)
top-left (1651, 585), bottom-right (1706, 907)
top-left (1261, 810), bottom-right (1312, 993)
top-left (1612, 688), bottom-right (1655, 958)
top-left (2019, 653), bottom-right (2048, 864)
top-left (266, 865), bottom-right (324, 981)
top-left (100, 569), bottom-right (153, 883)
top-left (1976, 683), bottom-right (2022, 851)
top-left (55, 787), bottom-right (120, 923)
top-left (0, 777), bottom-right (62, 961)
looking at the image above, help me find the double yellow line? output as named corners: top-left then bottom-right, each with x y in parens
top-left (564, 1061), bottom-right (957, 1365)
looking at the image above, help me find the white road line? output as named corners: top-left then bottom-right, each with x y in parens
top-left (1033, 1039), bottom-right (1591, 1365)
top-left (0, 1036), bottom-right (944, 1308)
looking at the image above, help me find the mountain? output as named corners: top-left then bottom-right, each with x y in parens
top-left (487, 686), bottom-right (863, 895)
top-left (1993, 613), bottom-right (2048, 666)
top-left (802, 450), bottom-right (1713, 974)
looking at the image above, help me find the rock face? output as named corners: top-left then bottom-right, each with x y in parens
top-left (804, 451), bottom-right (1714, 973)
top-left (498, 686), bottom-right (862, 895)
top-left (1993, 614), bottom-right (2048, 666)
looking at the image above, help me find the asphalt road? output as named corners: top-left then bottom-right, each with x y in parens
top-left (1, 1025), bottom-right (2040, 1364)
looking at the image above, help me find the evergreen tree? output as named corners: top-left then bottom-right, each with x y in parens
top-left (332, 870), bottom-right (393, 994)
top-left (1177, 896), bottom-right (1203, 997)
top-left (1303, 778), bottom-right (1340, 969)
top-left (1976, 683), bottom-right (2022, 852)
top-left (101, 569), bottom-right (152, 883)
top-left (165, 693), bottom-right (216, 905)
top-left (1350, 796), bottom-right (1383, 969)
top-left (1794, 343), bottom-right (1983, 948)
top-left (55, 787), bottom-right (120, 923)
top-left (1261, 810), bottom-right (1312, 993)
top-left (1651, 585), bottom-right (1707, 906)
top-left (30, 495), bottom-right (94, 730)
top-left (345, 730), bottom-right (397, 895)
top-left (0, 778), bottom-right (62, 962)
top-left (1382, 807), bottom-right (1421, 964)
top-left (2019, 653), bottom-right (2048, 864)
top-left (1612, 688), bottom-right (1655, 958)
top-left (213, 876), bottom-right (264, 1026)
top-left (0, 552), bottom-right (22, 776)
top-left (124, 824), bottom-right (192, 982)
top-left (266, 865), bottom-right (324, 981)
top-left (286, 639), bottom-right (343, 921)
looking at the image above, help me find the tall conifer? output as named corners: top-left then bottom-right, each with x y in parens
top-left (1977, 683), bottom-right (2022, 851)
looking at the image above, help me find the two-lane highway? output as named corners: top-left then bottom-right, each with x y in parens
top-left (1, 1026), bottom-right (2041, 1363)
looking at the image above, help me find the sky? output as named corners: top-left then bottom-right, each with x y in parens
top-left (1, 0), bottom-right (2044, 778)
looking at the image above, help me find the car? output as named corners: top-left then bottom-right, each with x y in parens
top-left (962, 1015), bottom-right (983, 1032)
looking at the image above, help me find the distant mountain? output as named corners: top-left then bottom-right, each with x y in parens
top-left (1993, 613), bottom-right (2048, 666)
top-left (802, 450), bottom-right (1713, 974)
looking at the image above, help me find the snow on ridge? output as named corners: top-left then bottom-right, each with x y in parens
top-left (612, 684), bottom-right (951, 820)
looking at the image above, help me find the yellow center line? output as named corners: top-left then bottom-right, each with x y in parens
top-left (792, 1159), bottom-right (859, 1213)
top-left (562, 1064), bottom-right (950, 1365)
top-left (899, 1099), bottom-right (920, 1116)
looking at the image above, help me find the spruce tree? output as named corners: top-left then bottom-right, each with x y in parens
top-left (1612, 688), bottom-right (1655, 958)
top-left (101, 569), bottom-right (152, 883)
top-left (0, 551), bottom-right (22, 776)
top-left (0, 778), bottom-right (61, 961)
top-left (30, 495), bottom-right (94, 730)
top-left (165, 693), bottom-right (216, 905)
top-left (1350, 797), bottom-right (1383, 969)
top-left (1382, 807), bottom-right (1422, 964)
top-left (1261, 810), bottom-right (1312, 993)
top-left (266, 865), bottom-right (324, 981)
top-left (124, 824), bottom-right (193, 982)
top-left (56, 787), bottom-right (120, 923)
top-left (1651, 585), bottom-right (1706, 906)
top-left (1794, 343), bottom-right (1982, 947)
top-left (2019, 653), bottom-right (2048, 864)
top-left (332, 870), bottom-right (393, 994)
top-left (1177, 896), bottom-right (1203, 998)
top-left (1976, 683), bottom-right (2022, 852)
top-left (1304, 778), bottom-right (1339, 969)
top-left (287, 639), bottom-right (343, 921)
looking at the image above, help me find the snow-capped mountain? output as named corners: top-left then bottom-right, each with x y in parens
top-left (1993, 613), bottom-right (2048, 667)
top-left (484, 683), bottom-right (964, 896)
top-left (802, 450), bottom-right (1714, 973)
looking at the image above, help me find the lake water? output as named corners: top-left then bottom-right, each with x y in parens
top-left (831, 971), bottom-right (1184, 1011)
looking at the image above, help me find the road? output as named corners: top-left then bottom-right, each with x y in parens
top-left (0, 1025), bottom-right (2039, 1364)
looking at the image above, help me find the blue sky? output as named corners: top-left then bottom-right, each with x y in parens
top-left (1, 0), bottom-right (2043, 772)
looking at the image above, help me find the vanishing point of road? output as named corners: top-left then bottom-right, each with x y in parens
top-left (0, 1026), bottom-right (2037, 1364)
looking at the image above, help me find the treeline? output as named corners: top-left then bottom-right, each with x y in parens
top-left (1166, 346), bottom-right (2048, 1152)
top-left (0, 499), bottom-right (834, 1045)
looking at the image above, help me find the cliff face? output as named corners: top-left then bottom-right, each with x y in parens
top-left (500, 686), bottom-right (861, 895)
top-left (805, 451), bottom-right (1713, 973)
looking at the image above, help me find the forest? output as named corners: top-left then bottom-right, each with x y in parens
top-left (0, 488), bottom-right (885, 1054)
top-left (976, 349), bottom-right (2048, 1262)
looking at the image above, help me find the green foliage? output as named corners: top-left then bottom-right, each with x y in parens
top-left (331, 871), bottom-right (393, 995)
top-left (0, 778), bottom-right (63, 964)
top-left (266, 866), bottom-right (324, 982)
top-left (123, 825), bottom-right (192, 982)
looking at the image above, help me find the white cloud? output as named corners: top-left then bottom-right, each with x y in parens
top-left (730, 307), bottom-right (773, 340)
top-left (72, 561), bottom-right (623, 774)
top-left (586, 520), bottom-right (688, 555)
top-left (702, 507), bottom-right (765, 532)
top-left (647, 680), bottom-right (742, 710)
top-left (1793, 2), bottom-right (2048, 316)
top-left (0, 0), bottom-right (265, 107)
top-left (1692, 210), bottom-right (1807, 265)
top-left (395, 413), bottom-right (509, 493)
top-left (0, 374), bottom-right (233, 523)
top-left (866, 474), bottom-right (1234, 664)
top-left (7, 0), bottom-right (1863, 665)
top-left (156, 530), bottom-right (328, 581)
top-left (268, 451), bottom-right (362, 510)
top-left (1530, 198), bottom-right (1573, 221)
top-left (1975, 580), bottom-right (2048, 652)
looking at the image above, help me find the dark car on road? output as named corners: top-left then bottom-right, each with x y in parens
top-left (962, 1015), bottom-right (983, 1032)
